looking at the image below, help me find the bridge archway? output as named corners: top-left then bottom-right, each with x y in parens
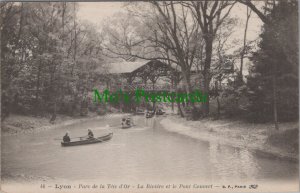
top-left (96, 60), bottom-right (181, 92)
top-left (95, 60), bottom-right (182, 112)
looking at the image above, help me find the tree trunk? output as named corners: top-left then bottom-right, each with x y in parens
top-left (273, 75), bottom-right (279, 130)
top-left (152, 81), bottom-right (156, 110)
top-left (182, 70), bottom-right (195, 110)
top-left (49, 61), bottom-right (58, 122)
top-left (202, 74), bottom-right (210, 116)
top-left (215, 81), bottom-right (220, 119)
top-left (240, 7), bottom-right (251, 82)
top-left (177, 100), bottom-right (184, 117)
top-left (217, 96), bottom-right (220, 119)
top-left (71, 2), bottom-right (77, 76)
top-left (50, 102), bottom-right (57, 124)
top-left (171, 79), bottom-right (174, 112)
top-left (35, 59), bottom-right (42, 115)
top-left (50, 2), bottom-right (67, 122)
top-left (202, 37), bottom-right (213, 116)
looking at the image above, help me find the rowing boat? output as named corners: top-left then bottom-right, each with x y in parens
top-left (146, 112), bottom-right (155, 118)
top-left (61, 133), bottom-right (113, 147)
top-left (122, 124), bottom-right (132, 129)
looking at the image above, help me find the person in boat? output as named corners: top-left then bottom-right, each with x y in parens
top-left (87, 129), bottom-right (94, 139)
top-left (129, 117), bottom-right (134, 126)
top-left (146, 110), bottom-right (154, 118)
top-left (63, 132), bottom-right (71, 142)
top-left (121, 118), bottom-right (126, 127)
top-left (125, 117), bottom-right (131, 126)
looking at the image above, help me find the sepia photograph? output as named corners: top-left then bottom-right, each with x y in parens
top-left (1, 1), bottom-right (299, 193)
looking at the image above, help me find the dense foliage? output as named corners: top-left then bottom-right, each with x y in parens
top-left (1, 2), bottom-right (104, 120)
top-left (1, 1), bottom-right (298, 125)
top-left (246, 0), bottom-right (298, 122)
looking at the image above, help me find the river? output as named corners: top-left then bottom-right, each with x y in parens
top-left (1, 115), bottom-right (299, 189)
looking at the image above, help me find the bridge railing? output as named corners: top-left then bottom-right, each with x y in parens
top-left (98, 83), bottom-right (204, 92)
top-left (106, 83), bottom-right (176, 92)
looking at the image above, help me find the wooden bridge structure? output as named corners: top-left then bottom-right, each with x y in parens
top-left (93, 59), bottom-right (220, 113)
top-left (95, 60), bottom-right (183, 93)
top-left (109, 83), bottom-right (176, 92)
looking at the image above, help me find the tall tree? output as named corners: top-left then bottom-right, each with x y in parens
top-left (187, 0), bottom-right (236, 116)
top-left (247, 0), bottom-right (298, 126)
top-left (1, 2), bottom-right (105, 119)
top-left (103, 2), bottom-right (204, 117)
top-left (239, 7), bottom-right (252, 82)
top-left (237, 0), bottom-right (271, 24)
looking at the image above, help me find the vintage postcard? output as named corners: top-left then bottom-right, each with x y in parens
top-left (1, 1), bottom-right (299, 193)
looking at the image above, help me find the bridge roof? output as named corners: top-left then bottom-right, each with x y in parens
top-left (104, 60), bottom-right (148, 74)
top-left (97, 60), bottom-right (178, 75)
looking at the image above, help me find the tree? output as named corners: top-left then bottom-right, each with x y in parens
top-left (1, 2), bottom-right (105, 120)
top-left (1, 2), bottom-right (33, 118)
top-left (103, 2), bottom-right (204, 118)
top-left (211, 19), bottom-right (237, 119)
top-left (247, 0), bottom-right (298, 125)
top-left (187, 0), bottom-right (236, 116)
top-left (239, 7), bottom-right (252, 82)
top-left (237, 0), bottom-right (271, 24)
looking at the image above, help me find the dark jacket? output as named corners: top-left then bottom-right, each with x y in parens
top-left (63, 135), bottom-right (70, 142)
top-left (88, 130), bottom-right (94, 138)
top-left (126, 119), bottom-right (131, 125)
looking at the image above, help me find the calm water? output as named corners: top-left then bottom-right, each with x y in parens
top-left (1, 115), bottom-right (299, 183)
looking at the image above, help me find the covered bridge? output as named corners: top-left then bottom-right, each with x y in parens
top-left (95, 60), bottom-right (180, 92)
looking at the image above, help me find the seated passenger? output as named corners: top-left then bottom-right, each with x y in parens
top-left (87, 129), bottom-right (94, 139)
top-left (121, 118), bottom-right (126, 127)
top-left (63, 132), bottom-right (71, 142)
top-left (126, 118), bottom-right (131, 126)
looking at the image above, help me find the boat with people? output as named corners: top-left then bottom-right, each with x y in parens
top-left (121, 116), bottom-right (134, 129)
top-left (146, 110), bottom-right (155, 118)
top-left (156, 109), bottom-right (165, 115)
top-left (61, 133), bottom-right (113, 147)
top-left (122, 124), bottom-right (132, 129)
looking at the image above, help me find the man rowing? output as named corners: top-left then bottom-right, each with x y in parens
top-left (87, 129), bottom-right (94, 139)
top-left (63, 132), bottom-right (71, 142)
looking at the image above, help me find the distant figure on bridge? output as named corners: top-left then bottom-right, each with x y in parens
top-left (63, 132), bottom-right (71, 142)
top-left (87, 129), bottom-right (94, 139)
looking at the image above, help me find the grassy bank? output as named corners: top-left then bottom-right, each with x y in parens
top-left (1, 113), bottom-right (113, 136)
top-left (160, 115), bottom-right (298, 162)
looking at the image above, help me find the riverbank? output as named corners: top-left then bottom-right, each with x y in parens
top-left (160, 115), bottom-right (299, 162)
top-left (1, 113), bottom-right (124, 136)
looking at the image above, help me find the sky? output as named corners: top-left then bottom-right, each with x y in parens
top-left (77, 2), bottom-right (124, 26)
top-left (77, 2), bottom-right (263, 37)
top-left (77, 2), bottom-right (264, 75)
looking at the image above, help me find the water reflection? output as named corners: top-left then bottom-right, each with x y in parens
top-left (1, 115), bottom-right (298, 184)
top-left (209, 142), bottom-right (260, 182)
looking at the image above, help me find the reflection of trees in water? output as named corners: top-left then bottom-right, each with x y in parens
top-left (208, 142), bottom-right (259, 181)
top-left (144, 116), bottom-right (156, 129)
